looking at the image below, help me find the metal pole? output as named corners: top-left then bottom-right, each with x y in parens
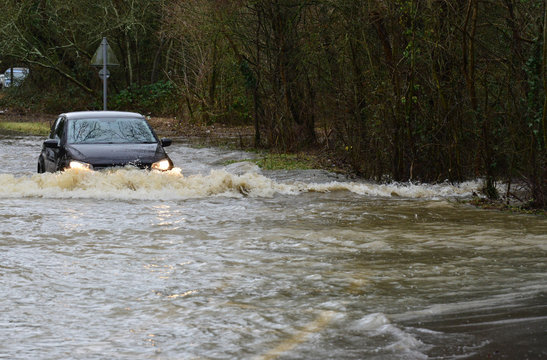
top-left (102, 37), bottom-right (107, 111)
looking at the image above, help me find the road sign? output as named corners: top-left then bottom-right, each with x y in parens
top-left (98, 68), bottom-right (110, 80)
top-left (91, 38), bottom-right (118, 110)
top-left (91, 40), bottom-right (119, 67)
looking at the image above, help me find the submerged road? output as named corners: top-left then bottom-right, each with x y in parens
top-left (1, 134), bottom-right (546, 359)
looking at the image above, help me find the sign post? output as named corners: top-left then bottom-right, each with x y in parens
top-left (91, 37), bottom-right (119, 110)
top-left (102, 38), bottom-right (107, 110)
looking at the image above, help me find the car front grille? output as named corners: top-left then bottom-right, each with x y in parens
top-left (93, 162), bottom-right (152, 171)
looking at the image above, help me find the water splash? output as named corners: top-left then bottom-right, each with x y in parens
top-left (0, 167), bottom-right (480, 201)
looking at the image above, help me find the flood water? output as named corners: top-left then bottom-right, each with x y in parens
top-left (1, 134), bottom-right (546, 359)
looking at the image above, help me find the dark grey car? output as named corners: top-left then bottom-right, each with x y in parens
top-left (37, 111), bottom-right (173, 173)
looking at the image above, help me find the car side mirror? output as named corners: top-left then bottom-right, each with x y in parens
top-left (161, 138), bottom-right (172, 147)
top-left (43, 139), bottom-right (59, 148)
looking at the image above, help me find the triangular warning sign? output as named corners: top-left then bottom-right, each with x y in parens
top-left (91, 38), bottom-right (119, 66)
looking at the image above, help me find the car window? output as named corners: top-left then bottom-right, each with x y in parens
top-left (50, 117), bottom-right (65, 140)
top-left (67, 117), bottom-right (157, 144)
top-left (49, 119), bottom-right (59, 138)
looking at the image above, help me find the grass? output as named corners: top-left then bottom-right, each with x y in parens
top-left (0, 121), bottom-right (50, 136)
top-left (225, 152), bottom-right (323, 171)
top-left (254, 153), bottom-right (319, 170)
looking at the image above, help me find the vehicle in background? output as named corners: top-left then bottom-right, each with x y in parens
top-left (3, 67), bottom-right (29, 88)
top-left (37, 111), bottom-right (174, 173)
top-left (0, 74), bottom-right (4, 89)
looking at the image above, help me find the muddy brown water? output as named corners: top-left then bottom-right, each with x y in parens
top-left (1, 134), bottom-right (546, 359)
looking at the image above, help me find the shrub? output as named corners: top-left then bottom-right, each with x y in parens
top-left (111, 80), bottom-right (178, 116)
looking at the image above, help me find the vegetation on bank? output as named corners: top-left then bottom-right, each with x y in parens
top-left (464, 198), bottom-right (547, 217)
top-left (224, 152), bottom-right (329, 171)
top-left (0, 121), bottom-right (49, 136)
top-left (0, 1), bottom-right (545, 209)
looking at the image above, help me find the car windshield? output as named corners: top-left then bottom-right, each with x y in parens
top-left (67, 117), bottom-right (157, 144)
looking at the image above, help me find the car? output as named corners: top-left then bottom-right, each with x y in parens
top-left (37, 111), bottom-right (174, 173)
top-left (3, 67), bottom-right (29, 87)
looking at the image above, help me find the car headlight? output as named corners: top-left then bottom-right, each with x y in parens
top-left (151, 159), bottom-right (171, 171)
top-left (68, 160), bottom-right (93, 171)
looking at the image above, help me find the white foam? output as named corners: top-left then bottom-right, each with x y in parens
top-left (350, 312), bottom-right (391, 331)
top-left (305, 180), bottom-right (480, 198)
top-left (350, 313), bottom-right (429, 359)
top-left (0, 168), bottom-right (481, 201)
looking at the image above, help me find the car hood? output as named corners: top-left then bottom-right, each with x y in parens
top-left (66, 143), bottom-right (166, 167)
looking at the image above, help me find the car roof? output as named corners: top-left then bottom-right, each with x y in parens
top-left (4, 67), bottom-right (29, 72)
top-left (61, 111), bottom-right (145, 120)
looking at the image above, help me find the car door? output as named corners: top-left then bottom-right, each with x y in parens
top-left (43, 116), bottom-right (66, 172)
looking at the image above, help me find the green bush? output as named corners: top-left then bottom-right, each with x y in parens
top-left (111, 80), bottom-right (178, 116)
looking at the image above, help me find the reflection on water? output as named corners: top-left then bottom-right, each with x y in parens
top-left (0, 137), bottom-right (546, 359)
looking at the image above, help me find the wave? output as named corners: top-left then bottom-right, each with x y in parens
top-left (350, 313), bottom-right (430, 359)
top-left (0, 166), bottom-right (481, 201)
